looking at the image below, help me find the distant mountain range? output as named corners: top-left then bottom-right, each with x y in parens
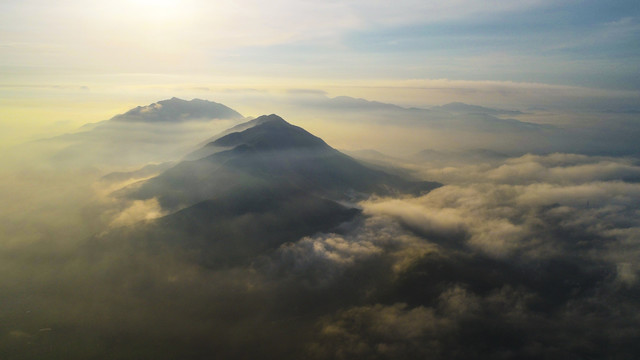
top-left (24, 95), bottom-right (639, 172)
top-left (430, 102), bottom-right (524, 116)
top-left (295, 94), bottom-right (552, 133)
top-left (29, 96), bottom-right (570, 169)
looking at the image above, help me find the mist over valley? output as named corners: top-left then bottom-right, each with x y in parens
top-left (1, 97), bottom-right (639, 359)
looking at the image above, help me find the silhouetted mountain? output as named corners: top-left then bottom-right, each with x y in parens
top-left (123, 188), bottom-right (359, 268)
top-left (184, 115), bottom-right (288, 160)
top-left (206, 114), bottom-right (293, 143)
top-left (125, 114), bottom-right (440, 210)
top-left (113, 115), bottom-right (440, 267)
top-left (211, 114), bottom-right (328, 150)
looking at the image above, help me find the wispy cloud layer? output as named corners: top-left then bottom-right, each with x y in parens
top-left (1, 0), bottom-right (639, 92)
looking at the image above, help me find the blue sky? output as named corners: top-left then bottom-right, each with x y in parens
top-left (1, 0), bottom-right (639, 146)
top-left (1, 0), bottom-right (638, 88)
top-left (222, 0), bottom-right (640, 89)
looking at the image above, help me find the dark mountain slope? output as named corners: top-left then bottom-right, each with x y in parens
top-left (184, 114), bottom-right (328, 160)
top-left (125, 114), bottom-right (440, 210)
top-left (211, 114), bottom-right (328, 150)
top-left (124, 188), bottom-right (359, 268)
top-left (111, 114), bottom-right (440, 267)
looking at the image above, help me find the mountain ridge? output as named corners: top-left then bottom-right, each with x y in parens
top-left (124, 114), bottom-right (440, 211)
top-left (211, 114), bottom-right (330, 151)
top-left (110, 97), bottom-right (244, 123)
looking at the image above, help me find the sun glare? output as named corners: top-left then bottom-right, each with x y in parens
top-left (126, 0), bottom-right (186, 20)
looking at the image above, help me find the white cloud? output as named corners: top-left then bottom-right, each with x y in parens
top-left (485, 154), bottom-right (640, 184)
top-left (272, 215), bottom-right (439, 286)
top-left (109, 198), bottom-right (166, 227)
top-left (360, 154), bottom-right (640, 267)
top-left (279, 234), bottom-right (382, 268)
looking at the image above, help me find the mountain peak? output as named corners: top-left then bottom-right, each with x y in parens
top-left (110, 98), bottom-right (243, 123)
top-left (211, 114), bottom-right (329, 151)
top-left (127, 114), bottom-right (441, 211)
top-left (254, 114), bottom-right (288, 124)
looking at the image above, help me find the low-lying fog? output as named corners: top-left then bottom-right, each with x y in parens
top-left (1, 95), bottom-right (639, 359)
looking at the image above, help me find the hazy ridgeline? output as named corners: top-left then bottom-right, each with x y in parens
top-left (1, 98), bottom-right (639, 359)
